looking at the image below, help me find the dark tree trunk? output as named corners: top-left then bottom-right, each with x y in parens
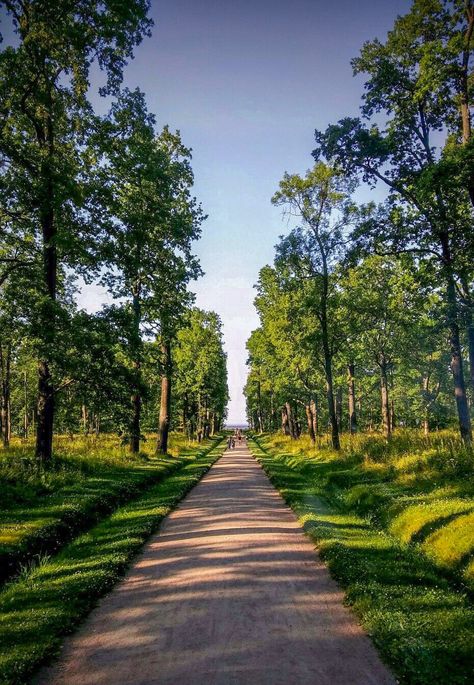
top-left (157, 340), bottom-right (172, 454)
top-left (441, 234), bottom-right (472, 445)
top-left (0, 345), bottom-right (11, 448)
top-left (336, 387), bottom-right (343, 432)
top-left (257, 379), bottom-right (264, 433)
top-left (390, 399), bottom-right (396, 431)
top-left (348, 362), bottom-right (357, 434)
top-left (310, 397), bottom-right (318, 437)
top-left (320, 269), bottom-right (340, 450)
top-left (285, 401), bottom-right (298, 439)
top-left (36, 200), bottom-right (56, 463)
top-left (129, 292), bottom-right (142, 454)
top-left (467, 321), bottom-right (474, 399)
top-left (379, 355), bottom-right (391, 439)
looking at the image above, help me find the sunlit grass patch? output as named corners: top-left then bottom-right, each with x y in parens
top-left (0, 433), bottom-right (217, 586)
top-left (389, 500), bottom-right (474, 544)
top-left (422, 511), bottom-right (474, 572)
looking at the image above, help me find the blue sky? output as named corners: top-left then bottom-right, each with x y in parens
top-left (2, 0), bottom-right (412, 423)
top-left (86, 0), bottom-right (412, 423)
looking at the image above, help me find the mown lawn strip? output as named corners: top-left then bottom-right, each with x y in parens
top-left (0, 437), bottom-right (214, 587)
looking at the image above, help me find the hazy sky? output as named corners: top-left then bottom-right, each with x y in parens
top-left (4, 0), bottom-right (412, 423)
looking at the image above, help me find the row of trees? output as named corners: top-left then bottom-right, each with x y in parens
top-left (0, 2), bottom-right (228, 459)
top-left (245, 0), bottom-right (474, 448)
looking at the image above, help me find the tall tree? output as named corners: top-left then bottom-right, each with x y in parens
top-left (314, 5), bottom-right (474, 443)
top-left (0, 0), bottom-right (152, 461)
top-left (271, 163), bottom-right (355, 449)
top-left (98, 90), bottom-right (203, 453)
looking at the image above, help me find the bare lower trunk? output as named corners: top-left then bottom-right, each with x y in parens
top-left (129, 291), bottom-right (142, 454)
top-left (441, 236), bottom-right (472, 445)
top-left (305, 403), bottom-right (316, 444)
top-left (348, 362), bottom-right (357, 434)
top-left (285, 401), bottom-right (298, 439)
top-left (336, 387), bottom-right (343, 432)
top-left (310, 397), bottom-right (318, 437)
top-left (467, 321), bottom-right (474, 398)
top-left (390, 399), bottom-right (396, 431)
top-left (36, 359), bottom-right (55, 459)
top-left (379, 356), bottom-right (391, 439)
top-left (281, 405), bottom-right (290, 435)
top-left (0, 345), bottom-right (11, 447)
top-left (157, 340), bottom-right (172, 454)
top-left (130, 379), bottom-right (141, 453)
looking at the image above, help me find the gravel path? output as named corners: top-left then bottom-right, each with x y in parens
top-left (36, 440), bottom-right (395, 685)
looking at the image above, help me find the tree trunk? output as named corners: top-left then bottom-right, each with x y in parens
top-left (467, 321), bottom-right (474, 399)
top-left (324, 353), bottom-right (340, 450)
top-left (129, 292), bottom-right (142, 454)
top-left (336, 387), bottom-right (343, 432)
top-left (310, 397), bottom-right (318, 437)
top-left (281, 405), bottom-right (290, 435)
top-left (36, 202), bottom-right (56, 462)
top-left (81, 404), bottom-right (89, 435)
top-left (441, 234), bottom-right (472, 445)
top-left (157, 340), bottom-right (172, 454)
top-left (0, 345), bottom-right (11, 448)
top-left (320, 270), bottom-right (340, 450)
top-left (390, 399), bottom-right (396, 431)
top-left (285, 401), bottom-right (298, 439)
top-left (305, 402), bottom-right (316, 444)
top-left (348, 362), bottom-right (357, 434)
top-left (23, 370), bottom-right (28, 439)
top-left (460, 3), bottom-right (474, 205)
top-left (379, 356), bottom-right (391, 439)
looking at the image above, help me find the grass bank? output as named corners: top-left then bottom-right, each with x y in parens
top-left (249, 431), bottom-right (474, 685)
top-left (0, 433), bottom-right (209, 586)
top-left (0, 435), bottom-right (226, 685)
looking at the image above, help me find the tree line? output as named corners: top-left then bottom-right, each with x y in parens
top-left (0, 1), bottom-right (228, 459)
top-left (245, 0), bottom-right (474, 449)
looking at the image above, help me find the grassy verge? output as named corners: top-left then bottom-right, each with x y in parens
top-left (0, 433), bottom-right (208, 586)
top-left (0, 435), bottom-right (226, 685)
top-left (249, 433), bottom-right (474, 685)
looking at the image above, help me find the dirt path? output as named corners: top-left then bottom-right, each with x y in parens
top-left (36, 441), bottom-right (395, 685)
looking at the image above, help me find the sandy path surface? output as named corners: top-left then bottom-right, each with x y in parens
top-left (35, 441), bottom-right (395, 685)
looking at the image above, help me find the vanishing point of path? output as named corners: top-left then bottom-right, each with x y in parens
top-left (36, 441), bottom-right (395, 685)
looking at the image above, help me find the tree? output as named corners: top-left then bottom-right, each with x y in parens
top-left (271, 163), bottom-right (355, 449)
top-left (313, 3), bottom-right (474, 443)
top-left (0, 0), bottom-right (152, 461)
top-left (96, 90), bottom-right (203, 453)
top-left (174, 309), bottom-right (228, 440)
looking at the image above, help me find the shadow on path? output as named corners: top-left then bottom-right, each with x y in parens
top-left (35, 442), bottom-right (395, 685)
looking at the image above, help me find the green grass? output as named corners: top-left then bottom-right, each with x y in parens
top-left (249, 433), bottom-right (474, 685)
top-left (260, 429), bottom-right (474, 589)
top-left (0, 435), bottom-right (226, 685)
top-left (0, 433), bottom-right (210, 585)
